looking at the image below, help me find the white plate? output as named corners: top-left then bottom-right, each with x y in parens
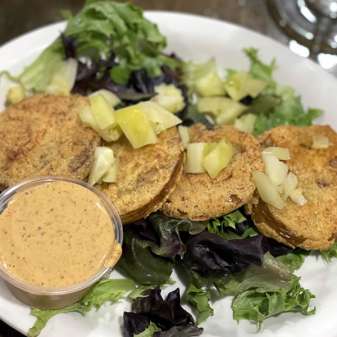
top-left (1, 11), bottom-right (337, 337)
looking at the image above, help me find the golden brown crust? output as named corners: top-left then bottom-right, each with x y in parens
top-left (0, 95), bottom-right (100, 188)
top-left (251, 125), bottom-right (337, 250)
top-left (162, 124), bottom-right (263, 221)
top-left (100, 127), bottom-right (184, 224)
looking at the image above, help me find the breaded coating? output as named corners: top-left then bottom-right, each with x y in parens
top-left (251, 125), bottom-right (337, 250)
top-left (162, 124), bottom-right (263, 221)
top-left (100, 127), bottom-right (184, 224)
top-left (0, 95), bottom-right (100, 189)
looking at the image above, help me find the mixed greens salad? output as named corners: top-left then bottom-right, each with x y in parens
top-left (2, 1), bottom-right (336, 336)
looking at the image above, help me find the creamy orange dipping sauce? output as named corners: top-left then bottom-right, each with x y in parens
top-left (0, 181), bottom-right (121, 288)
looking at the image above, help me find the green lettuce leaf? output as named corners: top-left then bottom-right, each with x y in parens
top-left (19, 41), bottom-right (64, 91)
top-left (214, 252), bottom-right (293, 297)
top-left (244, 48), bottom-right (276, 85)
top-left (276, 251), bottom-right (307, 272)
top-left (207, 210), bottom-right (257, 240)
top-left (28, 278), bottom-right (135, 337)
top-left (180, 252), bottom-right (314, 326)
top-left (117, 213), bottom-right (207, 286)
top-left (321, 242), bottom-right (337, 261)
top-left (65, 1), bottom-right (167, 82)
top-left (117, 230), bottom-right (174, 286)
top-left (184, 284), bottom-right (213, 324)
top-left (134, 322), bottom-right (161, 337)
top-left (19, 1), bottom-right (172, 91)
top-left (213, 253), bottom-right (315, 325)
top-left (232, 277), bottom-right (315, 325)
top-left (147, 213), bottom-right (206, 257)
top-left (244, 48), bottom-right (322, 135)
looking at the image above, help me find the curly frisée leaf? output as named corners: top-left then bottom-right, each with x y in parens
top-left (244, 49), bottom-right (321, 135)
top-left (244, 48), bottom-right (276, 85)
top-left (28, 279), bottom-right (135, 337)
top-left (321, 242), bottom-right (337, 261)
top-left (135, 322), bottom-right (161, 337)
top-left (211, 253), bottom-right (314, 325)
top-left (232, 277), bottom-right (315, 324)
top-left (184, 284), bottom-right (213, 324)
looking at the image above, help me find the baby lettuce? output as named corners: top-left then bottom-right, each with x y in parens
top-left (124, 288), bottom-right (203, 337)
top-left (183, 232), bottom-right (266, 276)
top-left (117, 213), bottom-right (206, 286)
top-left (321, 242), bottom-right (337, 261)
top-left (184, 284), bottom-right (213, 324)
top-left (185, 253), bottom-right (314, 325)
top-left (232, 277), bottom-right (314, 324)
top-left (28, 278), bottom-right (136, 337)
top-left (244, 48), bottom-right (322, 134)
top-left (207, 209), bottom-right (258, 240)
top-left (119, 211), bottom-right (313, 327)
top-left (19, 1), bottom-right (177, 92)
top-left (117, 230), bottom-right (174, 286)
top-left (276, 251), bottom-right (308, 272)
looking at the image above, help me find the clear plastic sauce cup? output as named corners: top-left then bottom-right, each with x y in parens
top-left (0, 176), bottom-right (123, 309)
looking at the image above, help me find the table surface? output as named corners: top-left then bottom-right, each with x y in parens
top-left (0, 0), bottom-right (308, 336)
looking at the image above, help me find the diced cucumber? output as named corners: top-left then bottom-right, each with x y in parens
top-left (185, 143), bottom-right (206, 174)
top-left (312, 135), bottom-right (330, 149)
top-left (234, 113), bottom-right (256, 134)
top-left (197, 97), bottom-right (247, 121)
top-left (88, 147), bottom-right (115, 186)
top-left (138, 101), bottom-right (181, 134)
top-left (6, 84), bottom-right (26, 105)
top-left (202, 142), bottom-right (234, 178)
top-left (289, 188), bottom-right (307, 206)
top-left (263, 147), bottom-right (290, 161)
top-left (262, 152), bottom-right (288, 186)
top-left (79, 106), bottom-right (98, 129)
top-left (89, 94), bottom-right (116, 130)
top-left (184, 59), bottom-right (224, 97)
top-left (253, 171), bottom-right (285, 209)
top-left (225, 71), bottom-right (266, 101)
top-left (283, 172), bottom-right (298, 199)
top-left (203, 143), bottom-right (218, 156)
top-left (115, 105), bottom-right (157, 149)
top-left (152, 84), bottom-right (185, 113)
top-left (197, 97), bottom-right (246, 123)
top-left (195, 71), bottom-right (224, 97)
top-left (79, 105), bottom-right (122, 142)
top-left (178, 126), bottom-right (190, 148)
top-left (99, 127), bottom-right (123, 142)
top-left (90, 90), bottom-right (120, 108)
top-left (46, 58), bottom-right (78, 95)
top-left (102, 162), bottom-right (118, 183)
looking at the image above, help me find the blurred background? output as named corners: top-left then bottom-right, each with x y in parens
top-left (0, 0), bottom-right (337, 336)
top-left (0, 0), bottom-right (283, 45)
